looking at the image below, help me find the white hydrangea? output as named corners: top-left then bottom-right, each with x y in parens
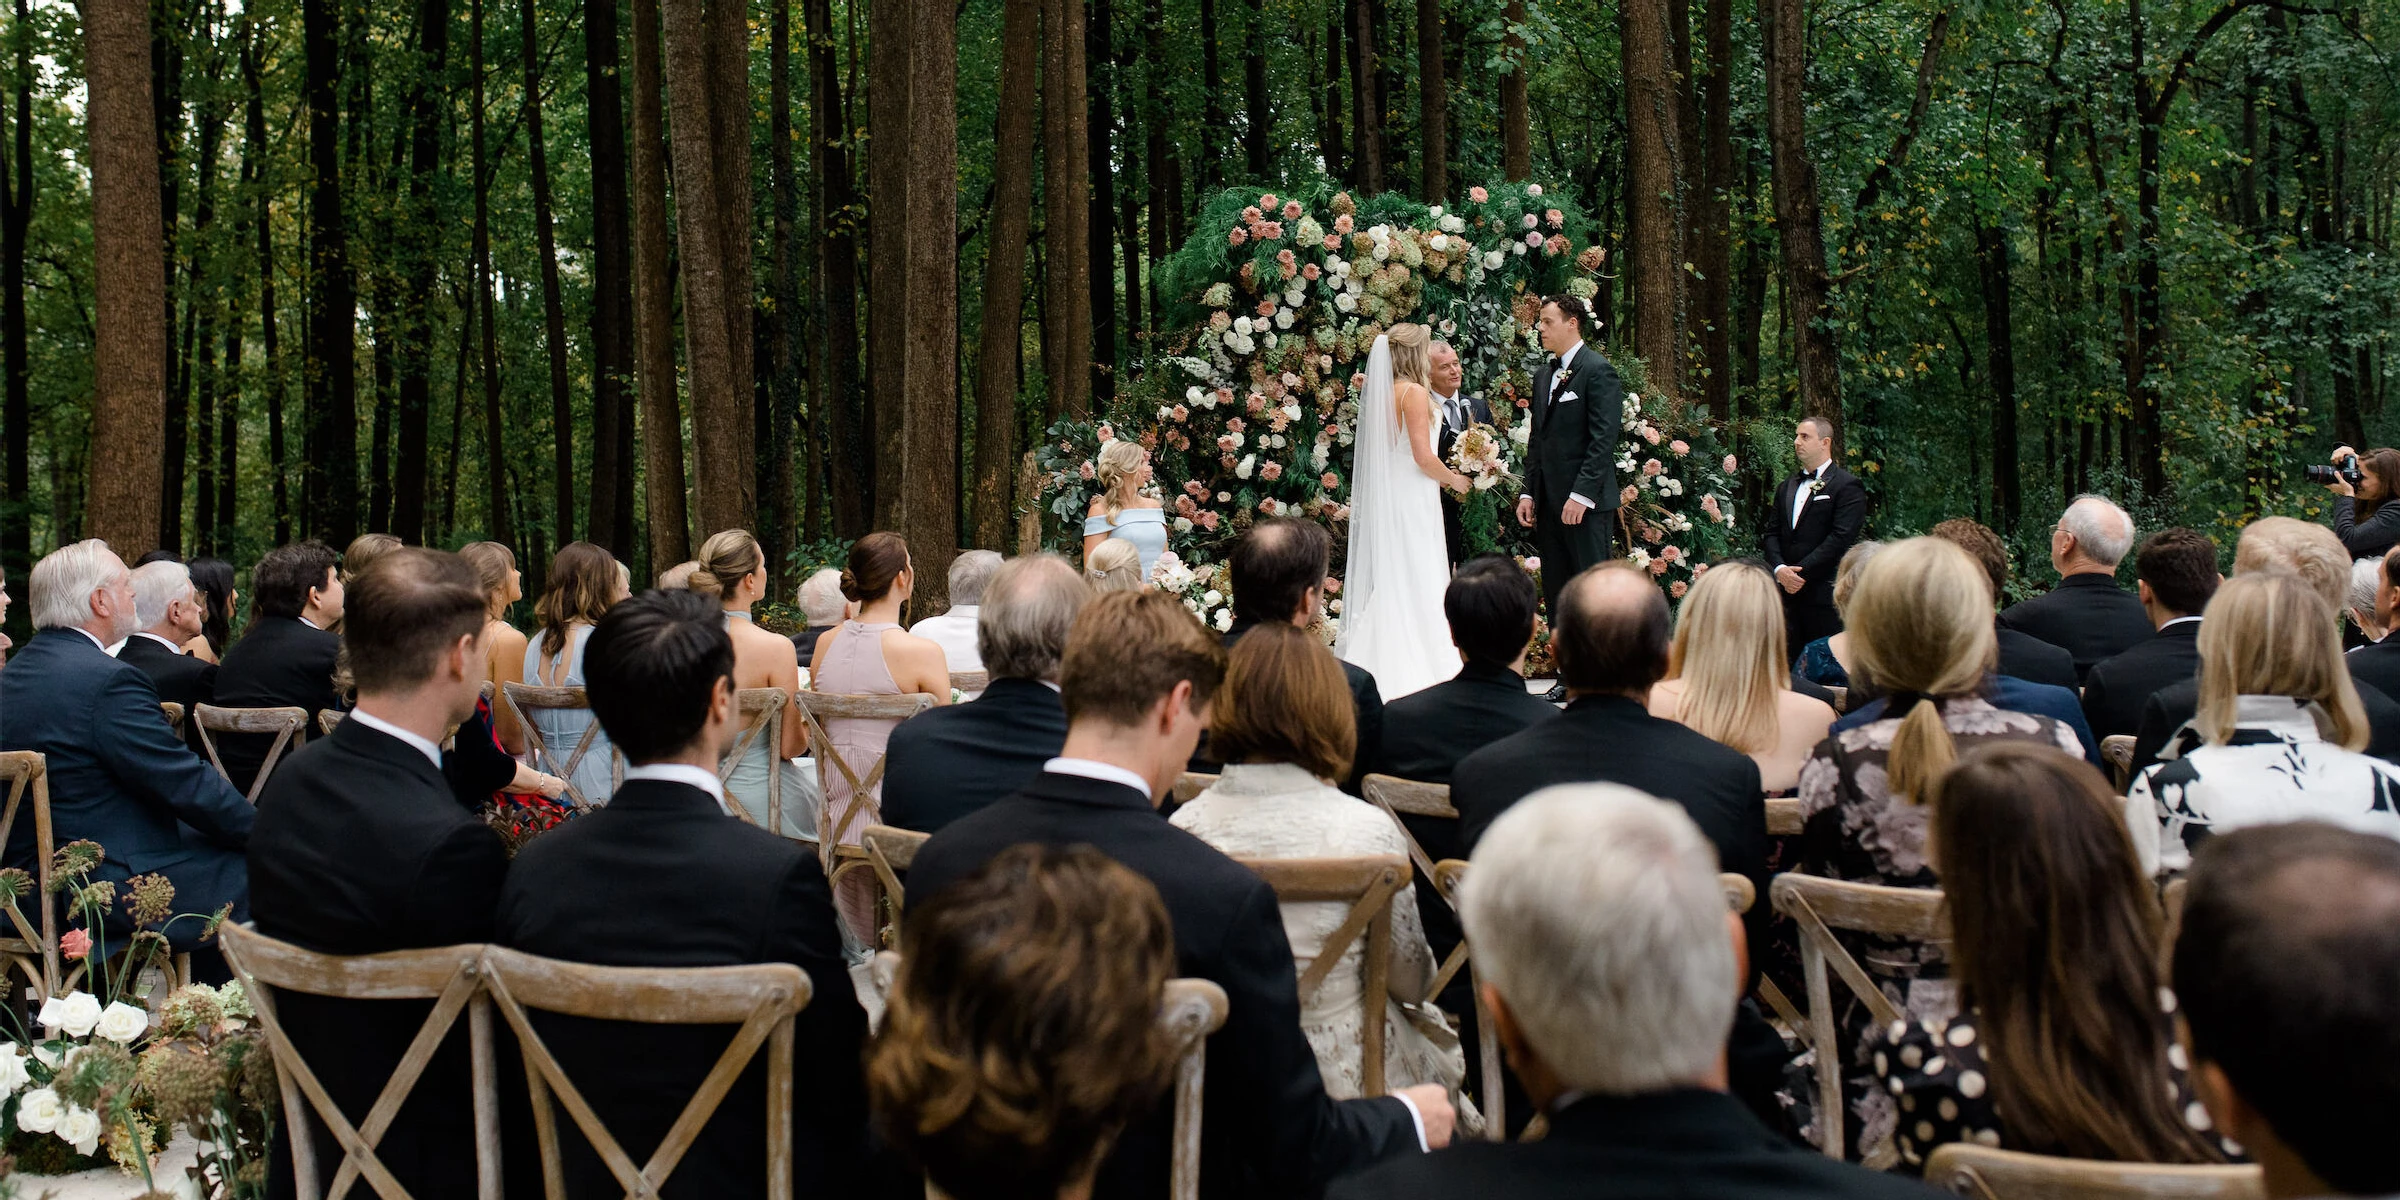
top-left (1426, 205), bottom-right (1445, 220)
top-left (1527, 183), bottom-right (1544, 197)
top-left (1440, 214), bottom-right (1466, 233)
top-left (1428, 233), bottom-right (1449, 252)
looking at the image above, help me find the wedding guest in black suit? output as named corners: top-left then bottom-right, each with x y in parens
top-left (0, 540), bottom-right (253, 948)
top-left (1380, 555), bottom-right (1558, 786)
top-left (2000, 495), bottom-right (2153, 683)
top-left (1931, 518), bottom-right (2079, 689)
top-left (248, 547), bottom-right (514, 1200)
top-left (2347, 547), bottom-right (2400, 699)
top-left (908, 590), bottom-right (1449, 1200)
top-left (790, 567), bottom-right (847, 671)
top-left (212, 540), bottom-right (346, 793)
top-left (1197, 517), bottom-right (1384, 793)
top-left (2082, 528), bottom-right (2218, 740)
top-left (883, 554), bottom-right (1085, 834)
top-left (1760, 416), bottom-right (1868, 656)
top-left (1430, 340), bottom-right (1498, 568)
top-left (119, 559), bottom-right (217, 719)
top-left (1330, 786), bottom-right (1933, 1200)
top-left (496, 589), bottom-right (868, 1200)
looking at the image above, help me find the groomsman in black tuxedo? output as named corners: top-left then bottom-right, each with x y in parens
top-left (2082, 528), bottom-right (2219, 740)
top-left (1760, 416), bottom-right (1867, 656)
top-left (118, 560), bottom-right (217, 720)
top-left (1514, 295), bottom-right (1624, 656)
top-left (1430, 340), bottom-right (1497, 569)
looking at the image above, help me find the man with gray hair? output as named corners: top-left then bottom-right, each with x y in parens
top-left (882, 554), bottom-right (1086, 834)
top-left (908, 548), bottom-right (1003, 676)
top-left (0, 540), bottom-right (254, 960)
top-left (118, 559), bottom-right (217, 718)
top-left (790, 566), bottom-right (849, 670)
top-left (2000, 493), bottom-right (2152, 683)
top-left (1331, 785), bottom-right (1933, 1200)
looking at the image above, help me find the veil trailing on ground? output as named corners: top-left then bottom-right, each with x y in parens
top-left (1335, 333), bottom-right (1461, 700)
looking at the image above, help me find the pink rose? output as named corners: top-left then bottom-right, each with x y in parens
top-left (1545, 234), bottom-right (1569, 256)
top-left (1259, 193), bottom-right (1279, 209)
top-left (1228, 227), bottom-right (1248, 246)
top-left (1257, 299), bottom-right (1278, 317)
top-left (1185, 480), bottom-right (1208, 497)
top-left (1167, 430), bottom-right (1189, 450)
top-left (1260, 222), bottom-right (1284, 240)
top-left (1660, 545), bottom-right (1683, 563)
top-left (1324, 235), bottom-right (1343, 250)
top-left (1277, 248), bottom-right (1296, 267)
top-left (1545, 208), bottom-right (1564, 229)
top-left (1302, 263), bottom-right (1322, 280)
top-left (1622, 484), bottom-right (1641, 505)
top-left (1322, 472), bottom-right (1342, 490)
top-left (1261, 462), bottom-right (1284, 481)
top-left (1523, 214), bottom-right (1539, 229)
top-left (1176, 495), bottom-right (1199, 517)
top-left (1200, 511), bottom-right (1220, 530)
top-left (1242, 205), bottom-right (1264, 223)
top-left (1171, 405), bottom-right (1189, 421)
top-left (1693, 562), bottom-right (1711, 577)
top-left (1282, 200), bottom-right (1303, 220)
top-left (1217, 435), bottom-right (1239, 452)
top-left (1281, 372), bottom-right (1302, 388)
top-left (1649, 559), bottom-right (1669, 576)
top-left (1094, 422), bottom-right (1115, 442)
top-left (1215, 388), bottom-right (1235, 406)
top-left (1470, 186), bottom-right (1490, 202)
top-left (1351, 373), bottom-right (1368, 391)
top-left (1669, 439), bottom-right (1690, 456)
top-left (1523, 556), bottom-right (1542, 572)
top-left (1700, 495), bottom-right (1722, 519)
top-left (62, 929), bottom-right (90, 961)
top-left (1324, 577), bottom-right (1342, 594)
top-left (1079, 461), bottom-right (1096, 480)
top-left (1642, 458), bottom-right (1664, 477)
top-left (1670, 580), bottom-right (1688, 598)
top-left (1228, 415), bottom-right (1248, 431)
top-left (1723, 454), bottom-right (1739, 472)
top-left (1525, 231), bottom-right (1544, 248)
top-left (1335, 213), bottom-right (1355, 234)
top-left (1641, 425), bottom-right (1662, 445)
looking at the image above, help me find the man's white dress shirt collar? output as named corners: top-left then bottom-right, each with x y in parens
top-left (297, 615), bottom-right (323, 630)
top-left (622, 762), bottom-right (735, 816)
top-left (66, 627), bottom-right (111, 653)
top-left (1043, 757), bottom-right (1154, 799)
top-left (347, 709), bottom-right (445, 770)
top-left (132, 631), bottom-right (186, 655)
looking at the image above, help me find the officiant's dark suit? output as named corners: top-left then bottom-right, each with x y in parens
top-left (1523, 340), bottom-right (1625, 619)
top-left (1760, 456), bottom-right (1867, 655)
top-left (213, 615), bottom-right (344, 793)
top-left (909, 767), bottom-right (1423, 1200)
top-left (1434, 388), bottom-right (1497, 567)
top-left (881, 676), bottom-right (1067, 834)
top-left (249, 714), bottom-right (512, 1200)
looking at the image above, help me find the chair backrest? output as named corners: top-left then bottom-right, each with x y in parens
top-left (794, 691), bottom-right (937, 870)
top-left (217, 924), bottom-right (501, 1200)
top-left (1237, 856), bottom-right (1409, 1096)
top-left (1765, 798), bottom-right (1803, 837)
top-left (501, 683), bottom-right (622, 810)
top-left (193, 704), bottom-right (310, 802)
top-left (1826, 685), bottom-right (1849, 714)
top-left (479, 945), bottom-right (813, 1200)
top-left (718, 688), bottom-right (792, 831)
top-left (860, 825), bottom-right (932, 945)
top-left (1360, 774), bottom-right (1457, 887)
top-left (2102, 734), bottom-right (2138, 791)
top-left (1924, 1143), bottom-right (2263, 1200)
top-left (0, 752), bottom-right (57, 998)
top-left (318, 710), bottom-right (346, 737)
top-left (1770, 872), bottom-right (1949, 1157)
top-left (1170, 772), bottom-right (1217, 805)
top-left (947, 669), bottom-right (988, 695)
top-left (159, 701), bottom-right (186, 737)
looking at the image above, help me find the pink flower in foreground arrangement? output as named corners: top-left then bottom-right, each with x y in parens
top-left (1200, 511), bottom-right (1220, 531)
top-left (1649, 558), bottom-right (1669, 576)
top-left (1324, 577), bottom-right (1342, 594)
top-left (1523, 214), bottom-right (1539, 229)
top-left (1660, 545), bottom-right (1683, 564)
top-left (1282, 200), bottom-right (1304, 220)
top-left (1642, 458), bottom-right (1664, 477)
top-left (1546, 208), bottom-right (1565, 229)
top-left (1700, 495), bottom-right (1723, 521)
top-left (1470, 186), bottom-right (1490, 203)
top-left (1670, 580), bottom-right (1689, 598)
top-left (1228, 227), bottom-right (1248, 246)
top-left (1302, 263), bottom-right (1322, 281)
top-left (1525, 231), bottom-right (1544, 248)
top-left (1669, 439), bottom-right (1690, 456)
top-left (1257, 299), bottom-right (1278, 317)
top-left (1545, 234), bottom-right (1570, 256)
top-left (1079, 461), bottom-right (1096, 481)
top-left (62, 929), bottom-right (90, 961)
top-left (1243, 205), bottom-right (1264, 223)
top-left (1335, 213), bottom-right (1356, 234)
top-left (1724, 454), bottom-right (1739, 473)
top-left (1523, 557), bottom-right (1542, 573)
top-left (1322, 472), bottom-right (1342, 490)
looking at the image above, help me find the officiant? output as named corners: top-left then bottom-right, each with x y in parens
top-left (1431, 339), bottom-right (1495, 569)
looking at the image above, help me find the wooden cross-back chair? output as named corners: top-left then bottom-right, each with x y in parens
top-left (1924, 1143), bottom-right (2263, 1200)
top-left (1770, 873), bottom-right (1950, 1158)
top-left (159, 702), bottom-right (186, 738)
top-left (716, 688), bottom-right (797, 835)
top-left (1765, 798), bottom-right (1803, 837)
top-left (2102, 735), bottom-right (2139, 792)
top-left (318, 710), bottom-right (346, 737)
top-left (218, 924), bottom-right (501, 1200)
top-left (193, 704), bottom-right (310, 802)
top-left (1170, 772), bottom-right (1217, 805)
top-left (860, 825), bottom-right (932, 947)
top-left (501, 683), bottom-right (621, 810)
top-left (796, 692), bottom-right (937, 901)
top-left (1237, 855), bottom-right (1410, 1097)
top-left (0, 752), bottom-right (57, 1001)
top-left (1824, 685), bottom-right (1849, 714)
top-left (1360, 774), bottom-right (1457, 891)
top-left (480, 945), bottom-right (813, 1200)
top-left (947, 670), bottom-right (988, 696)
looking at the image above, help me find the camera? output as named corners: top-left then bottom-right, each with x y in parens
top-left (2308, 454), bottom-right (2364, 487)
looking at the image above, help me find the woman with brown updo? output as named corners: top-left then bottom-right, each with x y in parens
top-left (687, 529), bottom-right (821, 837)
top-left (809, 531), bottom-right (949, 941)
top-left (868, 843), bottom-right (1179, 1200)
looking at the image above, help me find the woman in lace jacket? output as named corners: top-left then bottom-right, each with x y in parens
top-left (1170, 621), bottom-right (1467, 1107)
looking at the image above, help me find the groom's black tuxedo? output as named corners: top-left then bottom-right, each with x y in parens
top-left (1760, 462), bottom-right (1867, 652)
top-left (1522, 343), bottom-right (1625, 618)
top-left (1435, 389), bottom-right (1497, 566)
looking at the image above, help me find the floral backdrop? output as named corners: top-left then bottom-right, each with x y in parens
top-left (1037, 179), bottom-right (1747, 627)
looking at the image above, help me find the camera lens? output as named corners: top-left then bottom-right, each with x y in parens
top-left (2306, 464), bottom-right (2339, 485)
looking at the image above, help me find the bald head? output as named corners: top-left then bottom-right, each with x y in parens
top-left (1554, 564), bottom-right (1671, 697)
top-left (1230, 517), bottom-right (1331, 627)
top-left (2235, 517), bottom-right (2350, 618)
top-left (2056, 494), bottom-right (2134, 573)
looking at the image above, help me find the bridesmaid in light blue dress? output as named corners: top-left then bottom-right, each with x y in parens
top-left (522, 543), bottom-right (624, 806)
top-left (1083, 440), bottom-right (1171, 581)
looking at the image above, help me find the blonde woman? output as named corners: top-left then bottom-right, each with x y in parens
top-left (1793, 540), bottom-right (1882, 688)
top-left (687, 529), bottom-right (817, 837)
top-left (2127, 571), bottom-right (2400, 877)
top-left (459, 541), bottom-right (531, 755)
top-left (1085, 537), bottom-right (1145, 592)
top-left (1647, 562), bottom-right (1836, 793)
top-left (1082, 440), bottom-right (1169, 580)
top-left (1784, 536), bottom-right (2082, 1162)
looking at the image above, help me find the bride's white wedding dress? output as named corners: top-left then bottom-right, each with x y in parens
top-left (1334, 336), bottom-right (1462, 701)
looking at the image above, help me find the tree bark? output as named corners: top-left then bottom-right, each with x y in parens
top-left (391, 0), bottom-right (447, 544)
top-left (1692, 0), bottom-right (1733, 414)
top-left (1976, 223), bottom-right (2019, 530)
top-left (2, 0), bottom-right (32, 599)
top-left (974, 0), bottom-right (1038, 549)
top-left (1244, 0), bottom-right (1269, 179)
top-left (1042, 0), bottom-right (1092, 417)
top-left (303, 0), bottom-right (358, 545)
top-left (1318, 17), bottom-right (1346, 181)
top-left (630, 0), bottom-right (688, 566)
top-left (807, 0), bottom-right (865, 534)
top-left (1415, 0), bottom-right (1444, 200)
top-left (767, 0), bottom-right (798, 576)
top-left (1500, 0), bottom-right (1527, 180)
top-left (86, 0), bottom-right (168, 556)
top-left (586, 0), bottom-right (634, 554)
top-left (244, 24), bottom-right (288, 543)
top-left (1348, 0), bottom-right (1380, 193)
top-left (1758, 0), bottom-right (1839, 429)
top-left (520, 0), bottom-right (575, 544)
top-left (1086, 0), bottom-right (1118, 408)
top-left (1624, 0), bottom-right (1684, 402)
top-left (867, 0), bottom-right (958, 609)
top-left (661, 0), bottom-right (754, 537)
top-left (153, 0), bottom-right (186, 552)
top-left (1198, 0), bottom-right (1219, 188)
top-left (471, 0), bottom-right (512, 546)
top-left (187, 88), bottom-right (225, 551)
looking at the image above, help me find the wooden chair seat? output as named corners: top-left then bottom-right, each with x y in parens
top-left (1770, 872), bottom-right (1950, 1158)
top-left (2102, 734), bottom-right (2138, 792)
top-left (947, 670), bottom-right (989, 695)
top-left (193, 704), bottom-right (310, 802)
top-left (1237, 856), bottom-right (1410, 1097)
top-left (501, 683), bottom-right (621, 810)
top-left (1924, 1142), bottom-right (2263, 1200)
top-left (1825, 685), bottom-right (1849, 714)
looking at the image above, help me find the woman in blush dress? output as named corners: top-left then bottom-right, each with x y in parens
top-left (1083, 440), bottom-right (1170, 581)
top-left (809, 532), bottom-right (951, 944)
top-left (521, 542), bottom-right (623, 807)
top-left (688, 528), bottom-right (819, 838)
top-left (1648, 561), bottom-right (1836, 794)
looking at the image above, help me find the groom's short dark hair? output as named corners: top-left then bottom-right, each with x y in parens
top-left (1231, 518), bottom-right (1330, 626)
top-left (1541, 294), bottom-right (1591, 335)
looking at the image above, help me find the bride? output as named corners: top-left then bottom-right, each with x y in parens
top-left (1336, 324), bottom-right (1473, 700)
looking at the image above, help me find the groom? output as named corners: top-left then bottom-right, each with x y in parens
top-left (1432, 340), bottom-right (1496, 568)
top-left (1515, 294), bottom-right (1624, 654)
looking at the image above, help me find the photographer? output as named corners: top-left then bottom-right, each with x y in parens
top-left (2321, 445), bottom-right (2400, 559)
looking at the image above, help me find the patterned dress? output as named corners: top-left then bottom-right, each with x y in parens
top-left (2126, 695), bottom-right (2400, 877)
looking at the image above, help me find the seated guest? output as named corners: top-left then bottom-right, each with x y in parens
top-left (2349, 557), bottom-right (2387, 647)
top-left (182, 555), bottom-right (238, 662)
top-left (0, 541), bottom-right (252, 947)
top-left (520, 542), bottom-right (624, 807)
top-left (1871, 743), bottom-right (2232, 1173)
top-left (1200, 517), bottom-right (1383, 794)
top-left (1173, 623), bottom-right (1467, 1104)
top-left (791, 566), bottom-right (847, 671)
top-left (119, 559), bottom-right (216, 718)
top-left (2323, 444), bottom-right (2400, 559)
top-left (2176, 822), bottom-right (2400, 1200)
top-left (341, 532), bottom-right (403, 584)
top-left (1647, 562), bottom-right (1835, 794)
top-left (1930, 518), bottom-right (2078, 688)
top-left (2350, 547), bottom-right (2400, 697)
top-left (1378, 555), bottom-right (1558, 787)
top-left (0, 564), bottom-right (11, 663)
top-left (655, 559), bottom-right (699, 591)
top-left (1792, 540), bottom-right (1880, 689)
top-left (248, 547), bottom-right (513, 1200)
top-left (869, 844), bottom-right (1183, 1200)
top-left (1788, 536), bottom-right (2081, 1162)
top-left (2132, 518), bottom-right (2400, 772)
top-left (907, 590), bottom-right (1449, 1199)
top-left (459, 541), bottom-right (531, 756)
top-left (211, 540), bottom-right (346, 795)
top-left (2082, 528), bottom-right (2218, 740)
top-left (497, 589), bottom-right (869, 1198)
top-left (883, 554), bottom-right (1084, 835)
top-left (908, 549), bottom-right (1000, 675)
top-left (2127, 572), bottom-right (2400, 876)
top-left (1999, 495), bottom-right (2151, 682)
top-left (1086, 537), bottom-right (1145, 592)
top-left (1329, 786), bottom-right (1928, 1200)
top-left (692, 529), bottom-right (821, 837)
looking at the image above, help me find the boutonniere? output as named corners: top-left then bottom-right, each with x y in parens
top-left (1806, 476), bottom-right (1826, 499)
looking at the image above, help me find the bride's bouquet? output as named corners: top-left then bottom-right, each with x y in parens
top-left (1447, 423), bottom-right (1519, 492)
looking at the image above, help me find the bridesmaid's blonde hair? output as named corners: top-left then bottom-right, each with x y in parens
top-left (1095, 440), bottom-right (1147, 525)
top-left (1387, 322), bottom-right (1432, 387)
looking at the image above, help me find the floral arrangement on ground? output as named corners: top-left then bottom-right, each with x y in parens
top-left (1035, 178), bottom-right (1745, 612)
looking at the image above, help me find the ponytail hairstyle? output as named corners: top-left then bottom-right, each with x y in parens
top-left (1845, 537), bottom-right (1995, 804)
top-left (842, 532), bottom-right (913, 609)
top-left (456, 541), bottom-right (518, 621)
top-left (1094, 440), bottom-right (1148, 525)
top-left (535, 541), bottom-right (623, 661)
top-left (687, 529), bottom-right (765, 602)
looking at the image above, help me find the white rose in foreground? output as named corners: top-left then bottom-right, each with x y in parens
top-left (94, 1001), bottom-right (148, 1045)
top-left (15, 1086), bottom-right (61, 1133)
top-left (40, 991), bottom-right (101, 1039)
top-left (0, 1043), bottom-right (28, 1093)
top-left (55, 1105), bottom-right (101, 1155)
top-left (1213, 609), bottom-right (1234, 632)
top-left (1426, 205), bottom-right (1444, 220)
top-left (1428, 233), bottom-right (1448, 251)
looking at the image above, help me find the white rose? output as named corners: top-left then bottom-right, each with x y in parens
top-left (1201, 589), bottom-right (1223, 607)
top-left (1372, 241), bottom-right (1391, 261)
top-left (1441, 215), bottom-right (1466, 233)
top-left (1216, 492), bottom-right (1231, 502)
top-left (93, 1001), bottom-right (148, 1046)
top-left (1369, 224), bottom-right (1389, 239)
top-left (1233, 315), bottom-right (1253, 335)
top-left (15, 1086), bottom-right (61, 1133)
top-left (55, 1105), bottom-right (100, 1155)
top-left (0, 1045), bottom-right (24, 1094)
top-left (1235, 454), bottom-right (1256, 480)
top-left (1284, 288), bottom-right (1305, 306)
top-left (1173, 517), bottom-right (1194, 533)
top-left (1426, 205), bottom-right (1444, 219)
top-left (40, 992), bottom-right (101, 1039)
top-left (1428, 233), bottom-right (1448, 251)
top-left (1185, 386), bottom-right (1204, 403)
top-left (1282, 402), bottom-right (1302, 422)
top-left (1482, 250), bottom-right (1504, 270)
top-left (1511, 242), bottom-right (1526, 257)
top-left (1335, 293), bottom-right (1356, 313)
top-left (1214, 609), bottom-right (1235, 633)
top-left (1222, 331), bottom-right (1241, 349)
top-left (1527, 183), bottom-right (1544, 196)
top-left (1262, 332), bottom-right (1278, 348)
top-left (1274, 309), bottom-right (1293, 329)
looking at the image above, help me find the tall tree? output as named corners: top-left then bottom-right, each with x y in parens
top-left (661, 0), bottom-right (755, 535)
top-left (1415, 0), bottom-right (1444, 200)
top-left (1499, 0), bottom-right (1527, 179)
top-left (1087, 0), bottom-right (1118, 405)
top-left (1245, 0), bottom-right (1270, 179)
top-left (244, 22), bottom-right (290, 544)
top-left (807, 0), bottom-right (866, 533)
top-left (974, 0), bottom-right (1039, 548)
top-left (521, 0), bottom-right (575, 543)
top-left (1198, 0), bottom-right (1220, 187)
top-left (390, 0), bottom-right (448, 544)
top-left (1348, 0), bottom-right (1380, 192)
top-left (585, 0), bottom-right (635, 553)
top-left (86, 0), bottom-right (168, 555)
top-left (0, 0), bottom-right (33, 601)
top-left (1623, 0), bottom-right (1684, 401)
top-left (303, 0), bottom-right (358, 544)
top-left (1691, 0), bottom-right (1734, 414)
top-left (1043, 0), bottom-right (1092, 417)
top-left (471, 0), bottom-right (512, 546)
top-left (1759, 0), bottom-right (1840, 424)
top-left (629, 0), bottom-right (688, 567)
top-left (767, 0), bottom-right (798, 570)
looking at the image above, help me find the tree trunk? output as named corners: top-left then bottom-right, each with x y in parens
top-left (0, 0), bottom-right (27, 609)
top-left (1318, 17), bottom-right (1346, 181)
top-left (187, 91), bottom-right (225, 552)
top-left (767, 0), bottom-right (798, 576)
top-left (1042, 0), bottom-right (1092, 417)
top-left (471, 0), bottom-right (511, 546)
top-left (1624, 0), bottom-right (1683, 403)
top-left (1415, 0), bottom-right (1444, 201)
top-left (1692, 0), bottom-right (1733, 414)
top-left (1499, 0), bottom-right (1527, 180)
top-left (1348, 0), bottom-right (1379, 193)
top-left (807, 0), bottom-right (865, 534)
top-left (586, 0), bottom-right (634, 554)
top-left (1244, 0), bottom-right (1269, 180)
top-left (1145, 0), bottom-right (1171, 318)
top-left (245, 25), bottom-right (289, 543)
top-left (1198, 0), bottom-right (1219, 188)
top-left (390, 0), bottom-right (446, 544)
top-left (866, 0), bottom-right (959, 610)
top-left (1976, 222), bottom-right (2019, 530)
top-left (1758, 0), bottom-right (1839, 429)
top-left (153, 0), bottom-right (186, 552)
top-left (86, 0), bottom-right (167, 556)
top-left (629, 0), bottom-right (688, 567)
top-left (661, 0), bottom-right (754, 536)
top-left (521, 0), bottom-right (575, 545)
top-left (973, 0), bottom-right (1037, 550)
top-left (1086, 0), bottom-right (1118, 408)
top-left (303, 0), bottom-right (358, 545)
